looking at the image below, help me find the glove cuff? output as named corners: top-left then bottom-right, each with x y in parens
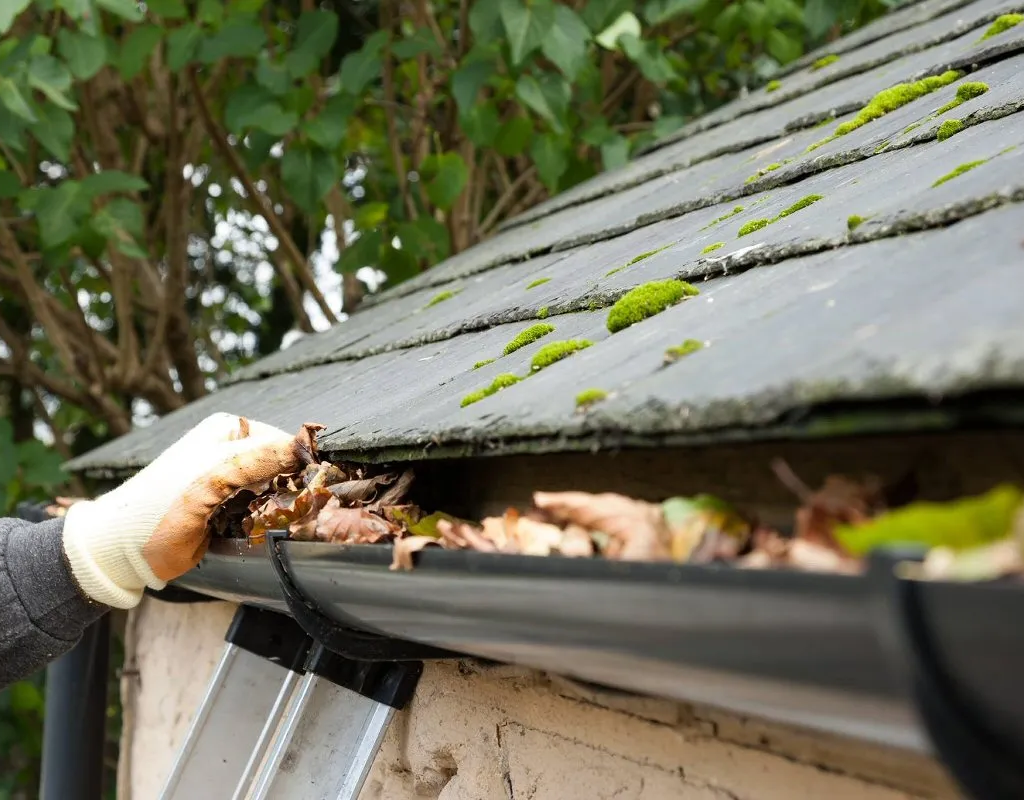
top-left (62, 500), bottom-right (167, 609)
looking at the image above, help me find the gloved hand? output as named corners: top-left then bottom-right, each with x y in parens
top-left (62, 413), bottom-right (304, 609)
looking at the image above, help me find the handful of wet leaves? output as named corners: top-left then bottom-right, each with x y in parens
top-left (212, 423), bottom-right (1024, 582)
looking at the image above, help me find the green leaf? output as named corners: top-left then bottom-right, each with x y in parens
top-left (530, 133), bottom-right (568, 191)
top-left (224, 85), bottom-right (297, 135)
top-left (766, 28), bottom-right (801, 64)
top-left (16, 440), bottom-right (67, 487)
top-left (392, 27), bottom-right (442, 60)
top-left (835, 485), bottom-right (1024, 556)
top-left (58, 0), bottom-right (96, 31)
top-left (451, 59), bottom-right (495, 115)
top-left (35, 181), bottom-right (90, 246)
top-left (57, 29), bottom-right (108, 80)
top-left (9, 680), bottom-right (44, 713)
top-left (117, 24), bottom-right (162, 79)
top-left (644, 0), bottom-right (706, 25)
top-left (337, 227), bottom-right (381, 273)
top-left (620, 34), bottom-right (676, 84)
top-left (0, 420), bottom-right (16, 487)
top-left (420, 152), bottom-right (468, 210)
top-left (241, 129), bottom-right (276, 171)
top-left (303, 92), bottom-right (356, 149)
top-left (600, 135), bottom-right (630, 169)
top-left (166, 24), bottom-right (201, 71)
top-left (256, 57), bottom-right (291, 95)
top-left (582, 0), bottom-right (631, 32)
top-left (514, 73), bottom-right (569, 133)
top-left (26, 55), bottom-right (76, 110)
top-left (596, 10), bottom-right (641, 49)
top-left (197, 0), bottom-right (222, 24)
top-left (98, 197), bottom-right (144, 237)
top-left (146, 0), bottom-right (187, 18)
top-left (81, 170), bottom-right (149, 196)
top-left (469, 0), bottom-right (504, 44)
top-left (354, 201), bottom-right (388, 229)
top-left (380, 245), bottom-right (419, 285)
top-left (499, 0), bottom-right (554, 66)
top-left (462, 102), bottom-right (500, 147)
top-left (285, 10), bottom-right (338, 77)
top-left (541, 5), bottom-right (590, 81)
top-left (280, 145), bottom-right (338, 214)
top-left (197, 19), bottom-right (265, 63)
top-left (95, 0), bottom-right (142, 21)
top-left (494, 115), bottom-right (532, 156)
top-left (0, 0), bottom-right (31, 35)
top-left (338, 30), bottom-right (387, 95)
top-left (28, 102), bottom-right (74, 161)
top-left (396, 217), bottom-right (449, 263)
top-left (0, 171), bottom-right (20, 199)
top-left (804, 0), bottom-right (839, 38)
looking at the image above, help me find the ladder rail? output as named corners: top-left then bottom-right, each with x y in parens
top-left (231, 668), bottom-right (304, 800)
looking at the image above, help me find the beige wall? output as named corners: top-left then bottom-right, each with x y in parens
top-left (120, 598), bottom-right (959, 800)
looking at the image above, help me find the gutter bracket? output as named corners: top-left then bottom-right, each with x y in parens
top-left (265, 530), bottom-right (457, 662)
top-left (869, 550), bottom-right (1024, 800)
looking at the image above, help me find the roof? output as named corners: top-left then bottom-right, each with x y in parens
top-left (70, 0), bottom-right (1024, 473)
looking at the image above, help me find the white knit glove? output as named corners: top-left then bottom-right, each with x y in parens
top-left (62, 413), bottom-right (304, 609)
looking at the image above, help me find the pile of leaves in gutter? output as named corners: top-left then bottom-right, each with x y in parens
top-left (215, 423), bottom-right (1024, 583)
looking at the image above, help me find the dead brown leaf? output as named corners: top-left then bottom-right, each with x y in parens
top-left (533, 491), bottom-right (670, 561)
top-left (391, 536), bottom-right (440, 570)
top-left (295, 422), bottom-right (326, 466)
top-left (329, 475), bottom-right (394, 505)
top-left (369, 469), bottom-right (415, 512)
top-left (559, 524), bottom-right (595, 558)
top-left (311, 498), bottom-right (401, 544)
top-left (438, 519), bottom-right (499, 552)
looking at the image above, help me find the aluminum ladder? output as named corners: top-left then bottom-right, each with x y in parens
top-left (158, 605), bottom-right (422, 800)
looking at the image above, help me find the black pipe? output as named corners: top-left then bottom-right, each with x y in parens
top-left (39, 614), bottom-right (110, 800)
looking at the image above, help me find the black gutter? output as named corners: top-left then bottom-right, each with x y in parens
top-left (175, 536), bottom-right (1024, 798)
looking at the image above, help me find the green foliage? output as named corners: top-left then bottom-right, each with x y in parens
top-left (765, 79), bottom-right (782, 92)
top-left (575, 388), bottom-right (608, 408)
top-left (978, 13), bottom-right (1023, 42)
top-left (835, 485), bottom-right (1023, 555)
top-left (810, 53), bottom-right (839, 70)
top-left (0, 420), bottom-right (68, 513)
top-left (503, 323), bottom-right (555, 355)
top-left (526, 277), bottom-right (551, 289)
top-left (847, 214), bottom-right (865, 231)
top-left (461, 372), bottom-right (523, 406)
top-left (473, 358), bottom-right (495, 369)
top-left (738, 194), bottom-right (822, 236)
top-left (936, 119), bottom-right (963, 141)
top-left (425, 289), bottom-right (461, 308)
top-left (530, 339), bottom-right (593, 371)
top-left (738, 218), bottom-right (770, 236)
top-left (665, 339), bottom-right (704, 361)
top-left (702, 205), bottom-right (745, 230)
top-left (606, 279), bottom-right (698, 333)
top-left (935, 81), bottom-right (989, 115)
top-left (932, 159), bottom-right (987, 187)
top-left (701, 241), bottom-right (724, 253)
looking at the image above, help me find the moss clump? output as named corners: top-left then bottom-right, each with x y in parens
top-left (701, 205), bottom-right (744, 230)
top-left (901, 122), bottom-right (923, 135)
top-left (425, 289), bottom-right (459, 308)
top-left (461, 373), bottom-right (522, 407)
top-left (575, 388), bottom-right (608, 409)
top-left (935, 81), bottom-right (989, 115)
top-left (607, 244), bottom-right (672, 276)
top-left (765, 79), bottom-right (781, 92)
top-left (808, 70), bottom-right (962, 151)
top-left (979, 13), bottom-right (1023, 42)
top-left (606, 279), bottom-right (699, 333)
top-left (738, 218), bottom-right (770, 237)
top-left (473, 359), bottom-right (494, 370)
top-left (503, 323), bottom-right (555, 356)
top-left (847, 215), bottom-right (866, 232)
top-left (811, 54), bottom-right (839, 71)
top-left (530, 339), bottom-right (593, 371)
top-left (664, 339), bottom-right (704, 363)
top-left (701, 242), bottom-right (725, 254)
top-left (537, 306), bottom-right (549, 319)
top-left (932, 159), bottom-right (987, 187)
top-left (776, 194), bottom-right (823, 218)
top-left (526, 277), bottom-right (551, 290)
top-left (744, 162), bottom-right (783, 184)
top-left (936, 119), bottom-right (964, 141)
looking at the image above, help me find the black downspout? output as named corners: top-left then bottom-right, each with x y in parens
top-left (39, 614), bottom-right (110, 800)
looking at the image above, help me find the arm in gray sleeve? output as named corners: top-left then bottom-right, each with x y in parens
top-left (0, 516), bottom-right (109, 690)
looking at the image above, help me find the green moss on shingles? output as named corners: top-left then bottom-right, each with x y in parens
top-left (935, 81), bottom-right (989, 115)
top-left (537, 306), bottom-right (549, 319)
top-left (738, 218), bottom-right (770, 237)
top-left (936, 119), bottom-right (964, 141)
top-left (811, 54), bottom-right (839, 71)
top-left (700, 205), bottom-right (744, 230)
top-left (503, 323), bottom-right (555, 356)
top-left (575, 388), bottom-right (608, 408)
top-left (766, 79), bottom-right (781, 92)
top-left (424, 289), bottom-right (460, 308)
top-left (932, 159), bottom-right (987, 187)
top-left (901, 122), bottom-right (923, 135)
top-left (526, 277), bottom-right (551, 290)
top-left (664, 339), bottom-right (704, 363)
top-left (847, 215), bottom-right (866, 231)
top-left (744, 162), bottom-right (784, 184)
top-left (776, 194), bottom-right (823, 218)
top-left (606, 243), bottom-right (673, 276)
top-left (473, 359), bottom-right (494, 370)
top-left (807, 70), bottom-right (962, 151)
top-left (978, 13), bottom-right (1023, 42)
top-left (606, 279), bottom-right (699, 333)
top-left (701, 242), bottom-right (725, 254)
top-left (530, 339), bottom-right (593, 371)
top-left (460, 372), bottom-right (523, 407)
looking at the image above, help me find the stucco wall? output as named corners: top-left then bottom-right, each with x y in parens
top-left (121, 598), bottom-right (959, 800)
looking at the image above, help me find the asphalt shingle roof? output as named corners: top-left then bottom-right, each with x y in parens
top-left (69, 0), bottom-right (1024, 472)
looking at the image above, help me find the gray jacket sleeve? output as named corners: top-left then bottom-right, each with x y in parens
top-left (0, 516), bottom-right (109, 689)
